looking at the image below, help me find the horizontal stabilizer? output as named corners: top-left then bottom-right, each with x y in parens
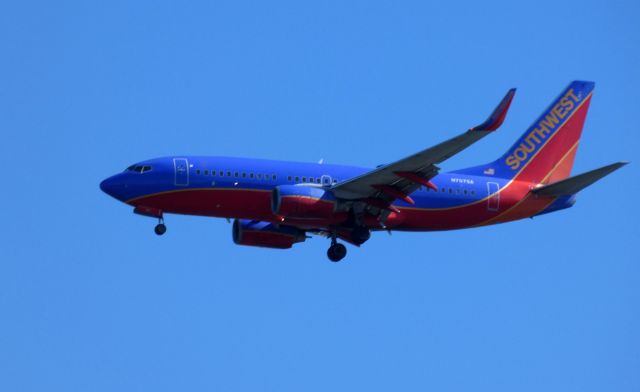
top-left (532, 161), bottom-right (628, 197)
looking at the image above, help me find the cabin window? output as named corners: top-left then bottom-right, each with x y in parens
top-left (287, 176), bottom-right (292, 181)
top-left (250, 173), bottom-right (254, 179)
top-left (257, 173), bottom-right (262, 179)
top-left (463, 189), bottom-right (468, 195)
top-left (227, 171), bottom-right (231, 177)
top-left (295, 176), bottom-right (300, 182)
top-left (272, 174), bottom-right (277, 180)
top-left (196, 169), bottom-right (201, 175)
top-left (204, 170), bottom-right (209, 175)
top-left (242, 172), bottom-right (246, 178)
top-left (317, 178), bottom-right (321, 184)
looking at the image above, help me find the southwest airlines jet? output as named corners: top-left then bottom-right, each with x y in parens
top-left (101, 81), bottom-right (626, 261)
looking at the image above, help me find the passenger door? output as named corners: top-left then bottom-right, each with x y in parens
top-left (487, 182), bottom-right (500, 211)
top-left (174, 158), bottom-right (189, 186)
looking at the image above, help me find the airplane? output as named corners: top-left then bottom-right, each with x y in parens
top-left (100, 81), bottom-right (627, 262)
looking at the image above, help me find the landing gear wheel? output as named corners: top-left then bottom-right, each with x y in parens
top-left (327, 243), bottom-right (347, 262)
top-left (154, 223), bottom-right (166, 236)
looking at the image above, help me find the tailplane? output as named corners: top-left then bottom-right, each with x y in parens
top-left (531, 162), bottom-right (628, 197)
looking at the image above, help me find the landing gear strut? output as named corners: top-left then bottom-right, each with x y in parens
top-left (154, 217), bottom-right (166, 236)
top-left (327, 234), bottom-right (347, 262)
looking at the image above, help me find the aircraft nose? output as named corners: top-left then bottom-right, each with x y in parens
top-left (100, 174), bottom-right (125, 200)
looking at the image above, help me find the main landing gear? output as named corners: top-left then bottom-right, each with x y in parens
top-left (154, 216), bottom-right (166, 236)
top-left (327, 234), bottom-right (347, 262)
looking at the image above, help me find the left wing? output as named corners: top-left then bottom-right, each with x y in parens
top-left (331, 88), bottom-right (516, 208)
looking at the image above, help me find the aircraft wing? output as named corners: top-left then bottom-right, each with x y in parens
top-left (331, 88), bottom-right (516, 207)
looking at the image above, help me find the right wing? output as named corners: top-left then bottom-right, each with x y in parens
top-left (331, 88), bottom-right (516, 207)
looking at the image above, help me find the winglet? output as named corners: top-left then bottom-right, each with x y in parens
top-left (470, 88), bottom-right (516, 131)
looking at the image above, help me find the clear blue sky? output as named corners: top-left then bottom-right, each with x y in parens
top-left (1, 1), bottom-right (638, 391)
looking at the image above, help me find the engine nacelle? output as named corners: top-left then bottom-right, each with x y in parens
top-left (271, 185), bottom-right (337, 218)
top-left (232, 219), bottom-right (306, 249)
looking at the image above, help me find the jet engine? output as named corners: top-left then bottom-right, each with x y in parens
top-left (232, 219), bottom-right (306, 249)
top-left (271, 185), bottom-right (337, 218)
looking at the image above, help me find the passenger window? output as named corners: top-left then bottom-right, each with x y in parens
top-left (250, 173), bottom-right (254, 179)
top-left (234, 172), bottom-right (238, 177)
top-left (227, 171), bottom-right (231, 177)
top-left (219, 171), bottom-right (224, 176)
top-left (287, 176), bottom-right (292, 181)
top-left (295, 176), bottom-right (299, 182)
top-left (257, 173), bottom-right (262, 179)
top-left (242, 172), bottom-right (246, 178)
top-left (272, 174), bottom-right (277, 180)
top-left (463, 189), bottom-right (468, 195)
top-left (204, 170), bottom-right (209, 175)
top-left (317, 178), bottom-right (321, 184)
top-left (196, 169), bottom-right (201, 175)
top-left (302, 177), bottom-right (306, 182)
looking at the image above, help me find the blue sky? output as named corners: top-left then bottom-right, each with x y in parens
top-left (1, 1), bottom-right (639, 391)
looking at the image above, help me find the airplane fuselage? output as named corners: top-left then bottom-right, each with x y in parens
top-left (100, 156), bottom-right (573, 232)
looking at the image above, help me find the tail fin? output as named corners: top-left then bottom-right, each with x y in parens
top-left (460, 81), bottom-right (595, 184)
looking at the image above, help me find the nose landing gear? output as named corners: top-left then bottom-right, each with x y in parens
top-left (154, 217), bottom-right (166, 236)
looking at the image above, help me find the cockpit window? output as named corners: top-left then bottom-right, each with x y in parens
top-left (125, 165), bottom-right (152, 173)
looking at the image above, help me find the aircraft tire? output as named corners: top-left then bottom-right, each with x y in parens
top-left (154, 223), bottom-right (167, 236)
top-left (327, 243), bottom-right (347, 262)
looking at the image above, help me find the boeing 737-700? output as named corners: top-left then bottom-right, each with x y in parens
top-left (100, 81), bottom-right (627, 261)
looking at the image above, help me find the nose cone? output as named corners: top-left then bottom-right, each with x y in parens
top-left (100, 174), bottom-right (126, 201)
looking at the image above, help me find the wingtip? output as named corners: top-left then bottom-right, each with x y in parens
top-left (469, 87), bottom-right (516, 132)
